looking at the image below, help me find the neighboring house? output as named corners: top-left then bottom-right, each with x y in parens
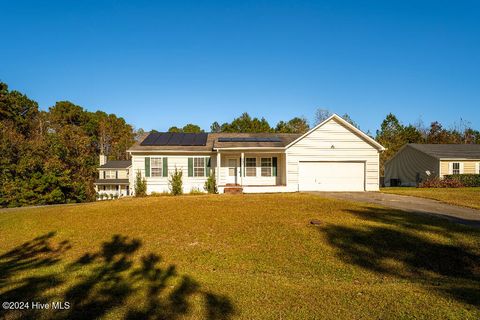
top-left (384, 144), bottom-right (480, 186)
top-left (94, 155), bottom-right (132, 196)
top-left (127, 114), bottom-right (385, 194)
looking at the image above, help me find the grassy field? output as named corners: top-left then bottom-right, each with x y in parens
top-left (1, 194), bottom-right (479, 319)
top-left (381, 187), bottom-right (480, 210)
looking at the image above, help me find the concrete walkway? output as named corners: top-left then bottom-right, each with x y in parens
top-left (315, 192), bottom-right (480, 227)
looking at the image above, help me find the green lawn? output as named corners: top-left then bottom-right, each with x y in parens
top-left (1, 194), bottom-right (479, 319)
top-left (382, 187), bottom-right (480, 210)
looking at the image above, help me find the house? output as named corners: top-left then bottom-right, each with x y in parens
top-left (384, 144), bottom-right (480, 186)
top-left (126, 114), bottom-right (385, 194)
top-left (94, 155), bottom-right (132, 196)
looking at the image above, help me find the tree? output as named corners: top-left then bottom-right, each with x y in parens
top-left (0, 82), bottom-right (39, 134)
top-left (168, 168), bottom-right (183, 195)
top-left (134, 128), bottom-right (145, 141)
top-left (314, 108), bottom-right (332, 125)
top-left (218, 112), bottom-right (273, 133)
top-left (204, 171), bottom-right (218, 194)
top-left (0, 81), bottom-right (135, 207)
top-left (275, 117), bottom-right (309, 133)
top-left (134, 171), bottom-right (147, 197)
top-left (182, 123), bottom-right (203, 133)
top-left (426, 121), bottom-right (451, 144)
top-left (210, 121), bottom-right (221, 133)
top-left (376, 113), bottom-right (423, 174)
top-left (341, 113), bottom-right (359, 128)
top-left (168, 124), bottom-right (204, 133)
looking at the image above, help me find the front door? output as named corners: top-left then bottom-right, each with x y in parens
top-left (226, 158), bottom-right (239, 184)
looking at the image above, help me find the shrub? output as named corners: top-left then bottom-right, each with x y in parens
top-left (204, 171), bottom-right (218, 194)
top-left (169, 168), bottom-right (183, 196)
top-left (113, 194), bottom-right (118, 199)
top-left (135, 170), bottom-right (147, 197)
top-left (150, 191), bottom-right (171, 197)
top-left (444, 174), bottom-right (480, 187)
top-left (109, 194), bottom-right (114, 200)
top-left (419, 177), bottom-right (464, 188)
top-left (99, 193), bottom-right (105, 200)
top-left (190, 187), bottom-right (204, 195)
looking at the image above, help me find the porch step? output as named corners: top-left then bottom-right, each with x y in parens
top-left (225, 183), bottom-right (241, 187)
top-left (224, 187), bottom-right (243, 194)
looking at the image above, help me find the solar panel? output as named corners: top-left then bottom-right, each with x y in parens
top-left (217, 136), bottom-right (282, 143)
top-left (140, 132), bottom-right (208, 146)
top-left (141, 133), bottom-right (160, 145)
top-left (155, 132), bottom-right (172, 145)
top-left (193, 133), bottom-right (208, 145)
top-left (181, 133), bottom-right (196, 146)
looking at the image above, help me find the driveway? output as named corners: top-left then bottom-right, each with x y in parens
top-left (315, 192), bottom-right (480, 227)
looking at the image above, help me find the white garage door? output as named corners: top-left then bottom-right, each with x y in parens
top-left (298, 161), bottom-right (365, 191)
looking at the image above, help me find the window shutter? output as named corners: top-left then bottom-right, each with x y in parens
top-left (205, 157), bottom-right (211, 176)
top-left (272, 157), bottom-right (278, 176)
top-left (448, 162), bottom-right (452, 175)
top-left (115, 171), bottom-right (118, 179)
top-left (188, 157), bottom-right (193, 177)
top-left (103, 171), bottom-right (105, 179)
top-left (145, 157), bottom-right (151, 177)
top-left (476, 162), bottom-right (480, 174)
top-left (460, 162), bottom-right (464, 174)
top-left (163, 157), bottom-right (168, 177)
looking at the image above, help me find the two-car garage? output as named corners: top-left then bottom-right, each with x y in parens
top-left (298, 161), bottom-right (366, 191)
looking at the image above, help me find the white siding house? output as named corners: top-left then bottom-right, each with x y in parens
top-left (127, 114), bottom-right (385, 194)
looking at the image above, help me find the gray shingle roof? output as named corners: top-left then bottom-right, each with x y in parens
top-left (99, 160), bottom-right (132, 169)
top-left (408, 144), bottom-right (480, 159)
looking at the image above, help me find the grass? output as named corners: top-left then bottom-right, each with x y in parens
top-left (381, 187), bottom-right (480, 210)
top-left (1, 193), bottom-right (479, 319)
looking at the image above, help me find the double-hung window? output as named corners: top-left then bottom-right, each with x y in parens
top-left (105, 170), bottom-right (116, 179)
top-left (151, 158), bottom-right (163, 177)
top-left (261, 158), bottom-right (272, 177)
top-left (452, 162), bottom-right (460, 175)
top-left (245, 158), bottom-right (256, 177)
top-left (193, 157), bottom-right (205, 177)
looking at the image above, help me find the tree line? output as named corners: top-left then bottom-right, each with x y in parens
top-left (0, 82), bottom-right (134, 207)
top-left (1, 81), bottom-right (478, 207)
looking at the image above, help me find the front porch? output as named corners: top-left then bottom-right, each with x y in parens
top-left (214, 151), bottom-right (287, 193)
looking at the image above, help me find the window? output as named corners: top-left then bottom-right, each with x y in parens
top-left (261, 158), bottom-right (272, 177)
top-left (193, 157), bottom-right (205, 177)
top-left (245, 158), bottom-right (256, 177)
top-left (105, 170), bottom-right (116, 179)
top-left (151, 158), bottom-right (163, 177)
top-left (452, 162), bottom-right (460, 175)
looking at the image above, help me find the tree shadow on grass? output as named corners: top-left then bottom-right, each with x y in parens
top-left (0, 234), bottom-right (234, 320)
top-left (319, 206), bottom-right (480, 306)
top-left (0, 232), bottom-right (71, 311)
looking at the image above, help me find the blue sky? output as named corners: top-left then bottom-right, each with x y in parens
top-left (1, 0), bottom-right (479, 133)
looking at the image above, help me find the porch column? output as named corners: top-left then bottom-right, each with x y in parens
top-left (240, 152), bottom-right (244, 186)
top-left (216, 152), bottom-right (221, 185)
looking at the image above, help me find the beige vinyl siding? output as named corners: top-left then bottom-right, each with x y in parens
top-left (131, 153), bottom-right (216, 194)
top-left (286, 117), bottom-right (381, 191)
top-left (384, 145), bottom-right (439, 186)
top-left (440, 160), bottom-right (480, 176)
